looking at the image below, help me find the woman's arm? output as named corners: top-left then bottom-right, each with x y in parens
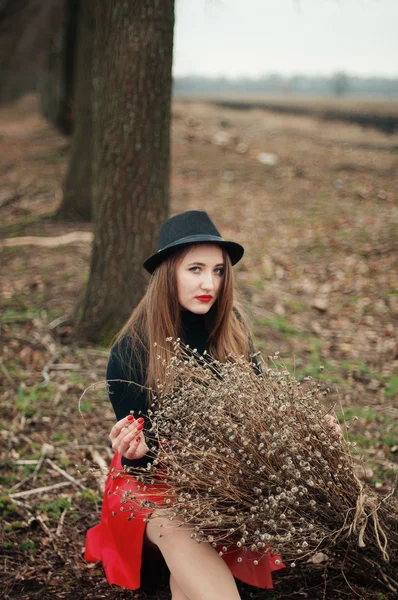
top-left (106, 338), bottom-right (153, 468)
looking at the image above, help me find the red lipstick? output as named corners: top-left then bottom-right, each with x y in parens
top-left (195, 295), bottom-right (212, 303)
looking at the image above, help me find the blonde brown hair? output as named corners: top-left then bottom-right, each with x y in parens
top-left (114, 245), bottom-right (250, 393)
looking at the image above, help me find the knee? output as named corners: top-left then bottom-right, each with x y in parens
top-left (146, 512), bottom-right (192, 549)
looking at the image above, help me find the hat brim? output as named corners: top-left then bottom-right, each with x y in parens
top-left (143, 234), bottom-right (244, 274)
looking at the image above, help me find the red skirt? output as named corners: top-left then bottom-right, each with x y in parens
top-left (85, 453), bottom-right (285, 590)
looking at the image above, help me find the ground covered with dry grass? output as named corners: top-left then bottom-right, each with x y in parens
top-left (0, 95), bottom-right (397, 599)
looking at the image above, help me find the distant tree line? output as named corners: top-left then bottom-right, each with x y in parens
top-left (173, 73), bottom-right (398, 98)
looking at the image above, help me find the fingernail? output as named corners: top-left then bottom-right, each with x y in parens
top-left (136, 436), bottom-right (141, 442)
top-left (127, 415), bottom-right (134, 421)
top-left (137, 417), bottom-right (144, 423)
top-left (137, 425), bottom-right (143, 431)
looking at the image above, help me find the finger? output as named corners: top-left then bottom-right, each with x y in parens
top-left (118, 418), bottom-right (144, 440)
top-left (110, 423), bottom-right (138, 449)
top-left (112, 423), bottom-right (140, 451)
top-left (124, 435), bottom-right (142, 459)
top-left (109, 415), bottom-right (135, 441)
top-left (125, 436), bottom-right (149, 460)
top-left (117, 428), bottom-right (145, 455)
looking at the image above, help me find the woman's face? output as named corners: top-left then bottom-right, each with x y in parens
top-left (176, 244), bottom-right (224, 313)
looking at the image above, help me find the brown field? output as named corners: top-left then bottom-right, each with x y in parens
top-left (176, 93), bottom-right (398, 115)
top-left (0, 94), bottom-right (397, 599)
top-left (176, 94), bottom-right (398, 133)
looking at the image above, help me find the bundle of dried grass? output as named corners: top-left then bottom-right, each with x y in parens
top-left (122, 341), bottom-right (397, 567)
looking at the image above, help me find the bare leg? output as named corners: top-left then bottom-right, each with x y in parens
top-left (146, 511), bottom-right (241, 600)
top-left (170, 574), bottom-right (190, 600)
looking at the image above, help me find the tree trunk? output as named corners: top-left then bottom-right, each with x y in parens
top-left (0, 0), bottom-right (59, 106)
top-left (57, 1), bottom-right (93, 221)
top-left (38, 0), bottom-right (78, 135)
top-left (77, 0), bottom-right (174, 343)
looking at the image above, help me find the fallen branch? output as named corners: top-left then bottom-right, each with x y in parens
top-left (47, 313), bottom-right (74, 330)
top-left (49, 363), bottom-right (82, 371)
top-left (0, 359), bottom-right (14, 384)
top-left (46, 457), bottom-right (88, 491)
top-left (89, 447), bottom-right (108, 493)
top-left (9, 442), bottom-right (53, 492)
top-left (56, 508), bottom-right (68, 537)
top-left (9, 497), bottom-right (34, 520)
top-left (9, 481), bottom-right (72, 498)
top-left (0, 231), bottom-right (93, 250)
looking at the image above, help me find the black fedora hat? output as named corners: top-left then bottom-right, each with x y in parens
top-left (143, 210), bottom-right (244, 274)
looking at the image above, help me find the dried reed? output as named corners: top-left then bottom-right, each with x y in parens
top-left (119, 340), bottom-right (397, 565)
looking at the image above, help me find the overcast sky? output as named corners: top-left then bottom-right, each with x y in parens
top-left (173, 0), bottom-right (397, 78)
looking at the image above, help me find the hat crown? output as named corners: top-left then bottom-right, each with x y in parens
top-left (158, 211), bottom-right (222, 251)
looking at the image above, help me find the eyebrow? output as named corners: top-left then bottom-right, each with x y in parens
top-left (187, 262), bottom-right (224, 267)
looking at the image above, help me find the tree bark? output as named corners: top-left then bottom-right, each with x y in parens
top-left (38, 0), bottom-right (78, 135)
top-left (0, 0), bottom-right (59, 105)
top-left (57, 1), bottom-right (93, 221)
top-left (77, 0), bottom-right (174, 343)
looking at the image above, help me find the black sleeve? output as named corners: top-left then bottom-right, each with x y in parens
top-left (106, 338), bottom-right (153, 469)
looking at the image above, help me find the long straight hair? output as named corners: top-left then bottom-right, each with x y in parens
top-left (114, 245), bottom-right (250, 393)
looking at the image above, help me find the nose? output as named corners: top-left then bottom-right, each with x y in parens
top-left (200, 270), bottom-right (215, 292)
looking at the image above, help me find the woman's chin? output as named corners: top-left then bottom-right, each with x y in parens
top-left (183, 301), bottom-right (213, 314)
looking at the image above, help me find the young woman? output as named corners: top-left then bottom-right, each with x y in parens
top-left (84, 210), bottom-right (285, 599)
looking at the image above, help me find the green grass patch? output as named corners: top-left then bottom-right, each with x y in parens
top-left (289, 215), bottom-right (304, 226)
top-left (59, 456), bottom-right (71, 468)
top-left (81, 489), bottom-right (100, 504)
top-left (307, 235), bottom-right (328, 252)
top-left (1, 307), bottom-right (40, 323)
top-left (68, 374), bottom-right (86, 385)
top-left (284, 300), bottom-right (306, 314)
top-left (21, 464), bottom-right (39, 476)
top-left (51, 432), bottom-right (70, 443)
top-left (289, 338), bottom-right (342, 384)
top-left (255, 316), bottom-right (301, 337)
top-left (341, 363), bottom-right (397, 399)
top-left (62, 272), bottom-right (76, 281)
top-left (0, 212), bottom-right (54, 238)
top-left (1, 246), bottom-right (24, 254)
top-left (79, 400), bottom-right (92, 413)
top-left (384, 375), bottom-right (398, 399)
top-left (341, 359), bottom-right (381, 379)
top-left (0, 496), bottom-right (20, 518)
top-left (252, 279), bottom-right (264, 291)
top-left (38, 497), bottom-right (72, 519)
top-left (1, 359), bottom-right (30, 378)
top-left (336, 405), bottom-right (397, 454)
top-left (4, 521), bottom-right (26, 532)
top-left (20, 539), bottom-right (36, 553)
top-left (255, 339), bottom-right (266, 350)
top-left (336, 405), bottom-right (378, 421)
top-left (16, 384), bottom-right (57, 417)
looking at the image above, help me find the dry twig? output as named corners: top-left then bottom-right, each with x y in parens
top-left (9, 481), bottom-right (75, 498)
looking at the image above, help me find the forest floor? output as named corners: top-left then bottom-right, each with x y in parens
top-left (0, 94), bottom-right (397, 599)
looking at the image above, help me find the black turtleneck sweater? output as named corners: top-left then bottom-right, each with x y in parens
top-left (106, 310), bottom-right (210, 469)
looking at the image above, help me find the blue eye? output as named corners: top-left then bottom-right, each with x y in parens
top-left (189, 267), bottom-right (200, 273)
top-left (215, 268), bottom-right (224, 275)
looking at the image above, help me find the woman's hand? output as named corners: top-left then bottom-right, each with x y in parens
top-left (109, 415), bottom-right (149, 460)
top-left (324, 414), bottom-right (343, 441)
